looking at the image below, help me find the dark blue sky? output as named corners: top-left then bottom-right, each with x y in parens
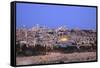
top-left (16, 3), bottom-right (96, 29)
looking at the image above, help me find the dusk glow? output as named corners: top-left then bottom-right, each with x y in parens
top-left (16, 3), bottom-right (96, 29)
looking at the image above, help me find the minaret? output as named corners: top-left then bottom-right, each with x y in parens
top-left (22, 25), bottom-right (26, 29)
top-left (36, 24), bottom-right (39, 28)
top-left (22, 25), bottom-right (28, 47)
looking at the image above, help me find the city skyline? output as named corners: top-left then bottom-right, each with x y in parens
top-left (16, 3), bottom-right (96, 30)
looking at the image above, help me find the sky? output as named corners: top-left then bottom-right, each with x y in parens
top-left (16, 3), bottom-right (97, 30)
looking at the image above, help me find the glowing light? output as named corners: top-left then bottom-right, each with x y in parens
top-left (60, 37), bottom-right (68, 42)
